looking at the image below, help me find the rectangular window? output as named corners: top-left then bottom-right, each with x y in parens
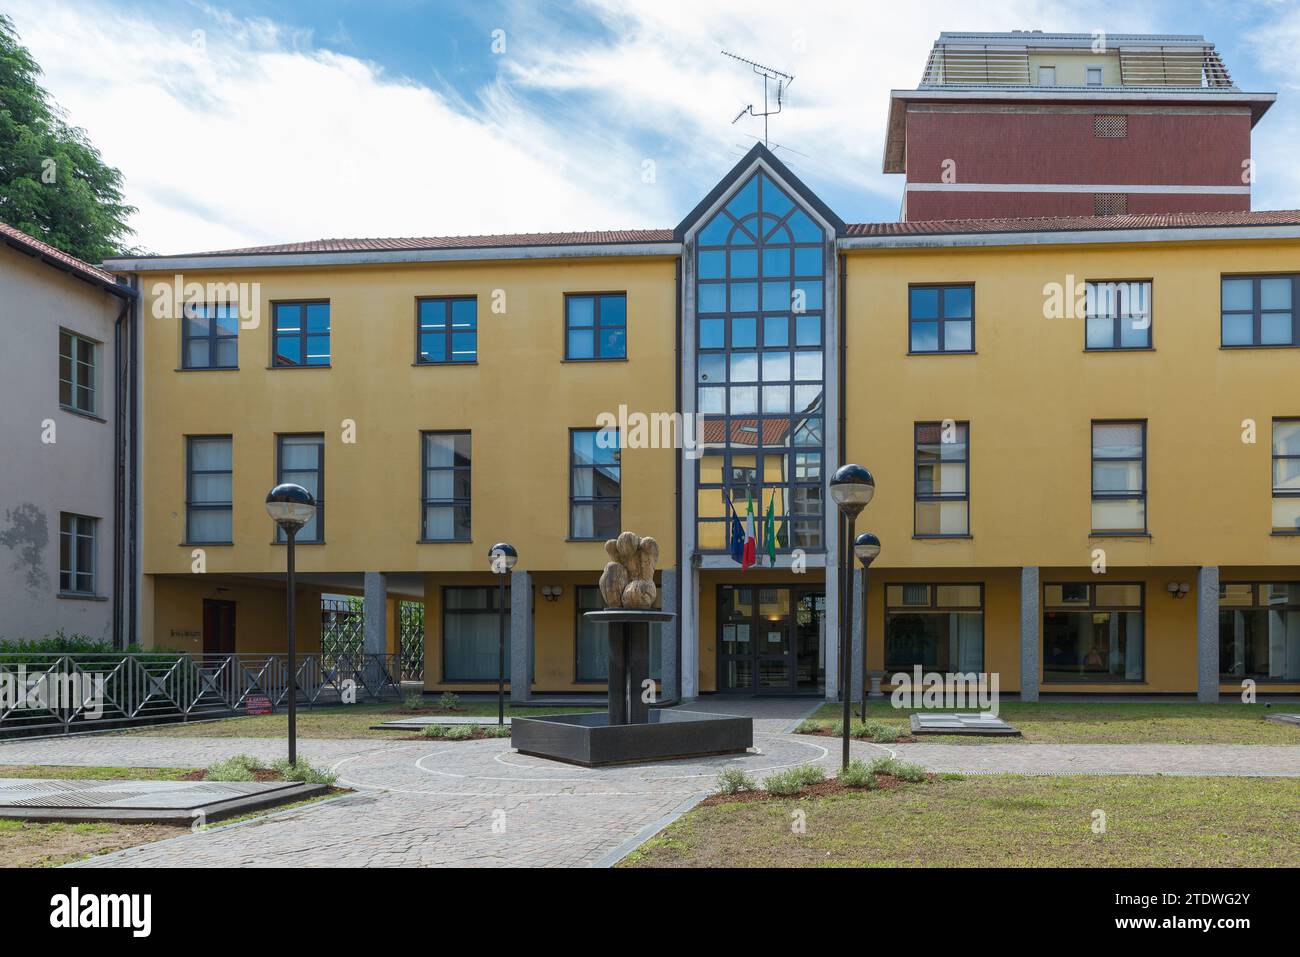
top-left (1219, 583), bottom-right (1300, 681)
top-left (1043, 583), bottom-right (1144, 682)
top-left (58, 330), bottom-right (96, 414)
top-left (421, 432), bottom-right (471, 541)
top-left (1086, 67), bottom-right (1104, 86)
top-left (276, 434), bottom-right (324, 542)
top-left (272, 301), bottom-right (330, 367)
top-left (915, 421), bottom-right (969, 536)
top-left (575, 585), bottom-right (662, 682)
top-left (442, 586), bottom-right (510, 682)
top-left (565, 293), bottom-right (627, 359)
top-left (1085, 281), bottom-right (1152, 349)
top-left (58, 513), bottom-right (96, 594)
top-left (186, 436), bottom-right (233, 544)
top-left (1273, 419), bottom-right (1300, 532)
top-left (182, 303), bottom-right (239, 369)
top-left (1092, 421), bottom-right (1146, 533)
top-left (909, 284), bottom-right (974, 354)
top-left (1038, 65), bottom-right (1056, 85)
top-left (571, 428), bottom-right (620, 540)
top-left (884, 584), bottom-right (984, 674)
top-left (417, 297), bottom-right (476, 364)
top-left (1221, 275), bottom-right (1299, 347)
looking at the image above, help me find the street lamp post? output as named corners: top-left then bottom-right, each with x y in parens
top-left (488, 543), bottom-right (518, 726)
top-left (829, 464), bottom-right (875, 771)
top-left (854, 532), bottom-right (881, 720)
top-left (265, 483), bottom-right (317, 767)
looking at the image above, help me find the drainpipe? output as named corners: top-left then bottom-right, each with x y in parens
top-left (112, 293), bottom-right (129, 649)
top-left (128, 274), bottom-right (140, 645)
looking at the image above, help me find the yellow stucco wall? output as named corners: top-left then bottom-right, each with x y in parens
top-left (148, 575), bottom-right (323, 655)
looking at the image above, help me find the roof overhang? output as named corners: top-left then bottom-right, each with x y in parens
top-left (882, 87), bottom-right (1278, 174)
top-left (838, 222), bottom-right (1300, 251)
top-left (1, 232), bottom-right (136, 299)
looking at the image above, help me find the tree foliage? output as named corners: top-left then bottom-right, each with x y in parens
top-left (0, 13), bottom-right (137, 262)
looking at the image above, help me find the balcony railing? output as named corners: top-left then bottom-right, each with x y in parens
top-left (0, 652), bottom-right (402, 738)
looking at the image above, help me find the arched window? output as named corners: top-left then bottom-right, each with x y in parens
top-left (694, 172), bottom-right (826, 554)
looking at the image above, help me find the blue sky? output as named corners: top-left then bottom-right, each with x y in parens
top-left (8, 0), bottom-right (1300, 253)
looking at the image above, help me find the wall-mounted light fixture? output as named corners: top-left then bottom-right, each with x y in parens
top-left (541, 584), bottom-right (564, 602)
top-left (1166, 582), bottom-right (1190, 600)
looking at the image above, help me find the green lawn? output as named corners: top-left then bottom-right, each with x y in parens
top-left (804, 701), bottom-right (1300, 744)
top-left (0, 764), bottom-right (194, 780)
top-left (117, 701), bottom-right (599, 739)
top-left (623, 775), bottom-right (1300, 867)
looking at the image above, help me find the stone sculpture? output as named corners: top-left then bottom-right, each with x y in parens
top-left (597, 531), bottom-right (659, 609)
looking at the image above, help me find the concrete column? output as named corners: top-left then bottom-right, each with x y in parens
top-left (1020, 567), bottom-right (1040, 702)
top-left (825, 552), bottom-right (841, 701)
top-left (1197, 566), bottom-right (1220, 703)
top-left (509, 570), bottom-right (533, 704)
top-left (659, 569), bottom-right (679, 703)
top-left (681, 563), bottom-right (699, 699)
top-left (849, 567), bottom-right (865, 700)
top-left (363, 572), bottom-right (388, 656)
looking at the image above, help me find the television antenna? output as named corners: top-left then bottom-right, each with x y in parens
top-left (722, 50), bottom-right (794, 148)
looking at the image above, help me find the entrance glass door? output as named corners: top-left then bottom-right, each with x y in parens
top-left (718, 586), bottom-right (824, 693)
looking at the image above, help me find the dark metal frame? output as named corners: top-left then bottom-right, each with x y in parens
top-left (180, 302), bottom-right (240, 369)
top-left (185, 434), bottom-right (233, 545)
top-left (440, 585), bottom-right (510, 683)
top-left (1220, 273), bottom-right (1300, 349)
top-left (275, 433), bottom-right (325, 543)
top-left (907, 282), bottom-right (976, 354)
top-left (569, 427), bottom-right (621, 541)
top-left (419, 430), bottom-right (471, 542)
top-left (564, 292), bottom-right (628, 360)
top-left (1090, 419), bottom-right (1148, 535)
top-left (1083, 279), bottom-right (1154, 351)
top-left (1272, 418), bottom-right (1300, 533)
top-left (58, 512), bottom-right (97, 596)
top-left (1042, 580), bottom-right (1146, 683)
top-left (913, 420), bottom-right (970, 538)
top-left (714, 583), bottom-right (824, 695)
top-left (1217, 581), bottom-right (1300, 681)
top-left (415, 296), bottom-right (477, 364)
top-left (882, 581), bottom-right (985, 674)
top-left (270, 299), bottom-right (331, 368)
top-left (58, 328), bottom-right (97, 415)
top-left (693, 170), bottom-right (827, 554)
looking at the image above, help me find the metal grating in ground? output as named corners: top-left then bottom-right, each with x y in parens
top-left (0, 778), bottom-right (297, 811)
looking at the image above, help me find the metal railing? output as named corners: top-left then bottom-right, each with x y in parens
top-left (0, 652), bottom-right (402, 738)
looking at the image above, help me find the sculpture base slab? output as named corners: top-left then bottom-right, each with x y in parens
top-left (511, 710), bottom-right (753, 767)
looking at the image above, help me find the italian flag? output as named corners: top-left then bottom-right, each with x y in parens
top-left (742, 492), bottom-right (757, 570)
top-left (765, 493), bottom-right (777, 566)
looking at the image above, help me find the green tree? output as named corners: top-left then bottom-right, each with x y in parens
top-left (0, 13), bottom-right (137, 262)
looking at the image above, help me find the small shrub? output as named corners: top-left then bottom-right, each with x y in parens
top-left (438, 692), bottom-right (461, 711)
top-left (716, 767), bottom-right (757, 795)
top-left (270, 758), bottom-right (338, 786)
top-left (403, 693), bottom-right (425, 710)
top-left (792, 719), bottom-right (822, 734)
top-left (762, 768), bottom-right (805, 797)
top-left (791, 764), bottom-right (826, 786)
top-left (443, 725), bottom-right (474, 741)
top-left (869, 757), bottom-right (927, 782)
top-left (860, 720), bottom-right (904, 743)
top-left (483, 724), bottom-right (511, 738)
top-left (421, 725), bottom-right (448, 739)
top-left (830, 720), bottom-right (844, 736)
top-left (206, 755), bottom-right (265, 782)
top-left (837, 759), bottom-right (878, 789)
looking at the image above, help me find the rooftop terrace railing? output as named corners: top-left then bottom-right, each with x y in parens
top-left (0, 651), bottom-right (402, 738)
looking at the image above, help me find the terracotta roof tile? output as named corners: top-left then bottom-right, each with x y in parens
top-left (182, 229), bottom-right (676, 256)
top-left (0, 221), bottom-right (130, 292)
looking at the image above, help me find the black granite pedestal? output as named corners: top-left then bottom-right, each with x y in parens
top-left (510, 609), bottom-right (753, 766)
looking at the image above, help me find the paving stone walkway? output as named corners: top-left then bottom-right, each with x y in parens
top-left (0, 699), bottom-right (1294, 868)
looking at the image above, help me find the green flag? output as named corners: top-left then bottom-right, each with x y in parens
top-left (765, 493), bottom-right (777, 566)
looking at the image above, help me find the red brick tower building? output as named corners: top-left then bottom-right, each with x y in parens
top-left (885, 31), bottom-right (1277, 220)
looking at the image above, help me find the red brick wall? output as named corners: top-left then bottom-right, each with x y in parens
top-left (904, 107), bottom-right (1252, 219)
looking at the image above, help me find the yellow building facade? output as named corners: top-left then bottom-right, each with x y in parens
top-left (107, 143), bottom-right (1300, 703)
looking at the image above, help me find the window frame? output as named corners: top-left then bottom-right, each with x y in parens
top-left (415, 296), bottom-right (478, 365)
top-left (275, 433), bottom-right (325, 543)
top-left (882, 582), bottom-right (985, 674)
top-left (1090, 419), bottom-right (1148, 535)
top-left (1086, 66), bottom-right (1103, 86)
top-left (1042, 581), bottom-right (1146, 683)
top-left (270, 299), bottom-right (332, 368)
top-left (913, 420), bottom-right (971, 538)
top-left (1083, 279), bottom-right (1154, 351)
top-left (1220, 274), bottom-right (1300, 349)
top-left (1272, 418), bottom-right (1300, 534)
top-left (181, 302), bottom-right (239, 370)
top-left (1218, 582), bottom-right (1300, 681)
top-left (58, 328), bottom-right (98, 416)
top-left (564, 292), bottom-right (628, 361)
top-left (185, 435), bottom-right (233, 546)
top-left (1038, 65), bottom-right (1056, 86)
top-left (441, 585), bottom-right (510, 683)
top-left (58, 512), bottom-right (97, 596)
top-left (420, 430), bottom-right (471, 542)
top-left (907, 283), bottom-right (976, 355)
top-left (569, 427), bottom-right (621, 541)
